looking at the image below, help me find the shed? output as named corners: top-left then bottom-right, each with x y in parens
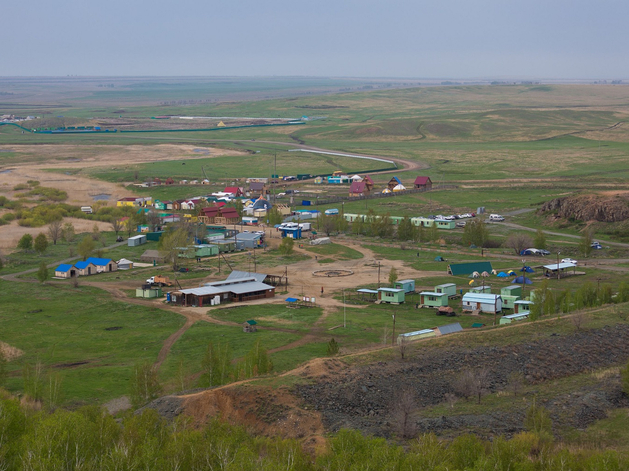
top-left (501, 285), bottom-right (522, 298)
top-left (146, 231), bottom-right (164, 242)
top-left (280, 227), bottom-right (302, 239)
top-left (194, 245), bottom-right (219, 258)
top-left (377, 288), bottom-right (405, 304)
top-left (501, 295), bottom-right (520, 310)
top-left (462, 293), bottom-right (503, 314)
top-left (435, 283), bottom-right (457, 296)
top-left (448, 261), bottom-right (493, 276)
top-left (393, 279), bottom-right (415, 293)
top-left (74, 261), bottom-right (97, 276)
top-left (85, 257), bottom-right (118, 273)
top-left (500, 312), bottom-right (529, 325)
top-left (542, 262), bottom-right (577, 278)
top-left (233, 232), bottom-right (264, 248)
top-left (414, 176), bottom-right (433, 190)
top-left (436, 323), bottom-right (463, 336)
top-left (514, 300), bottom-right (532, 314)
top-left (117, 258), bottom-right (134, 270)
top-left (435, 219), bottom-right (456, 229)
top-left (136, 287), bottom-right (163, 298)
top-left (54, 263), bottom-right (76, 279)
top-left (397, 329), bottom-right (436, 345)
top-left (419, 292), bottom-right (449, 307)
top-left (128, 234), bottom-right (147, 247)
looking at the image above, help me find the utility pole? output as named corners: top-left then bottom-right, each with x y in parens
top-left (556, 251), bottom-right (561, 280)
top-left (378, 261), bottom-right (381, 288)
top-left (253, 246), bottom-right (257, 272)
top-left (391, 313), bottom-right (396, 346)
top-left (343, 288), bottom-right (346, 328)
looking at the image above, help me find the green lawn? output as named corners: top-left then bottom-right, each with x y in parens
top-left (209, 304), bottom-right (323, 332)
top-left (0, 281), bottom-right (185, 405)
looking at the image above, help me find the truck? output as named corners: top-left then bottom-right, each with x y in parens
top-left (146, 275), bottom-right (174, 287)
top-left (298, 222), bottom-right (312, 231)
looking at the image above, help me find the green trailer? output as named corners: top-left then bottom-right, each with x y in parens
top-left (435, 283), bottom-right (457, 297)
top-left (136, 287), bottom-right (163, 298)
top-left (419, 292), bottom-right (449, 307)
top-left (377, 288), bottom-right (406, 304)
top-left (501, 295), bottom-right (520, 309)
top-left (501, 285), bottom-right (522, 298)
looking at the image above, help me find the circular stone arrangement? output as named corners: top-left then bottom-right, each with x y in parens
top-left (312, 269), bottom-right (354, 277)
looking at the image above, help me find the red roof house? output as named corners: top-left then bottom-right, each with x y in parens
top-left (414, 176), bottom-right (432, 190)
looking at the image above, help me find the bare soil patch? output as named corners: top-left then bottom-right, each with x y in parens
top-left (0, 341), bottom-right (24, 361)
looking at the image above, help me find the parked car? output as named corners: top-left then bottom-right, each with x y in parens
top-left (456, 221), bottom-right (467, 228)
top-left (591, 241), bottom-right (603, 249)
top-left (538, 249), bottom-right (551, 256)
top-left (561, 258), bottom-right (578, 265)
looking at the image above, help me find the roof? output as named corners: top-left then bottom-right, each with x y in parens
top-left (227, 270), bottom-right (267, 283)
top-left (400, 329), bottom-right (434, 337)
top-left (436, 283), bottom-right (456, 288)
top-left (448, 261), bottom-right (493, 276)
top-left (250, 182), bottom-right (265, 190)
top-left (349, 181), bottom-right (366, 193)
top-left (437, 323), bottom-right (463, 335)
top-left (419, 291), bottom-right (449, 297)
top-left (75, 261), bottom-right (95, 269)
top-left (462, 293), bottom-right (502, 303)
top-left (118, 197), bottom-right (138, 201)
top-left (224, 186), bottom-right (240, 194)
top-left (203, 207), bottom-right (219, 216)
top-left (117, 258), bottom-right (133, 264)
top-left (128, 235), bottom-right (145, 240)
top-left (220, 207), bottom-right (240, 217)
top-left (86, 257), bottom-right (114, 267)
top-left (389, 176), bottom-right (402, 184)
top-left (252, 197), bottom-right (272, 210)
top-left (55, 264), bottom-right (73, 272)
top-left (543, 262), bottom-right (577, 270)
top-left (234, 232), bottom-right (262, 241)
top-left (182, 279), bottom-right (274, 297)
top-left (286, 297), bottom-right (299, 302)
top-left (378, 288), bottom-right (405, 293)
top-left (503, 313), bottom-right (529, 320)
top-left (514, 300), bottom-right (532, 305)
top-left (414, 176), bottom-right (432, 185)
top-left (245, 320), bottom-right (258, 325)
top-left (363, 175), bottom-right (374, 184)
top-left (357, 288), bottom-right (378, 294)
top-left (397, 279), bottom-right (415, 284)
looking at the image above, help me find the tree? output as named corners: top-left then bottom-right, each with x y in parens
top-left (508, 371), bottom-right (525, 397)
top-left (397, 216), bottom-right (416, 242)
top-left (23, 361), bottom-right (44, 401)
top-left (388, 266), bottom-right (398, 286)
top-left (111, 218), bottom-right (124, 236)
top-left (146, 211), bottom-right (161, 232)
top-left (579, 229), bottom-right (593, 258)
top-left (278, 236), bottom-right (294, 255)
top-left (524, 400), bottom-right (553, 437)
top-left (201, 342), bottom-right (232, 387)
top-left (621, 359), bottom-right (629, 396)
top-left (0, 348), bottom-right (7, 387)
top-left (505, 233), bottom-right (533, 255)
top-left (158, 226), bottom-right (192, 271)
top-left (239, 341), bottom-right (273, 379)
top-left (267, 208), bottom-right (283, 226)
top-left (34, 233), bottom-right (48, 255)
top-left (77, 236), bottom-right (95, 261)
top-left (130, 361), bottom-right (162, 407)
top-left (62, 222), bottom-right (75, 242)
top-left (17, 233), bottom-right (33, 252)
top-left (327, 338), bottom-right (339, 356)
top-left (392, 388), bottom-right (417, 439)
top-left (320, 215), bottom-right (336, 236)
top-left (462, 220), bottom-right (490, 247)
top-left (534, 229), bottom-right (547, 250)
top-left (48, 220), bottom-right (63, 245)
top-left (36, 261), bottom-right (48, 284)
top-left (335, 215), bottom-right (349, 233)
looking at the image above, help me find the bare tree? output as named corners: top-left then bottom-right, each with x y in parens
top-left (505, 233), bottom-right (533, 255)
top-left (508, 371), bottom-right (525, 397)
top-left (454, 370), bottom-right (475, 400)
top-left (398, 335), bottom-right (408, 360)
top-left (48, 220), bottom-right (63, 245)
top-left (471, 368), bottom-right (490, 404)
top-left (111, 218), bottom-right (123, 236)
top-left (392, 388), bottom-right (417, 438)
top-left (571, 310), bottom-right (587, 331)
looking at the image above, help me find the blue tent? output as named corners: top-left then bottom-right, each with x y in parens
top-left (514, 276), bottom-right (533, 285)
top-left (497, 272), bottom-right (509, 277)
top-left (285, 297), bottom-right (299, 303)
top-left (520, 266), bottom-right (535, 273)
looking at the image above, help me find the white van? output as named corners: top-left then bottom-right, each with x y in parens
top-left (489, 214), bottom-right (505, 222)
top-left (81, 206), bottom-right (93, 214)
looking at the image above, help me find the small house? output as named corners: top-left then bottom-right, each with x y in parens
top-left (387, 176), bottom-right (403, 190)
top-left (128, 234), bottom-right (147, 247)
top-left (377, 288), bottom-right (405, 304)
top-left (397, 329), bottom-right (436, 345)
top-left (462, 293), bottom-right (503, 314)
top-left (249, 181), bottom-right (267, 195)
top-left (54, 264), bottom-right (76, 279)
top-left (224, 186), bottom-right (243, 197)
top-left (394, 279), bottom-right (415, 293)
top-left (349, 181), bottom-right (369, 197)
top-left (411, 217), bottom-right (434, 227)
top-left (243, 320), bottom-right (258, 333)
top-left (501, 295), bottom-right (520, 310)
top-left (74, 261), bottom-right (97, 276)
top-left (314, 176), bottom-right (323, 184)
top-left (279, 226), bottom-right (302, 239)
top-left (419, 292), bottom-right (449, 307)
top-left (501, 285), bottom-right (522, 298)
top-left (435, 219), bottom-right (456, 229)
top-left (435, 283), bottom-right (457, 297)
top-left (414, 176), bottom-right (433, 190)
top-left (514, 300), bottom-right (532, 314)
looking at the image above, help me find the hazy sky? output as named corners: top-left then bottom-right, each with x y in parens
top-left (3, 0), bottom-right (628, 78)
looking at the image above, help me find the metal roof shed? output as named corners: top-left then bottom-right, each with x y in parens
top-left (377, 288), bottom-right (406, 304)
top-left (128, 234), bottom-right (147, 247)
top-left (419, 292), bottom-right (449, 307)
top-left (397, 329), bottom-right (436, 344)
top-left (500, 312), bottom-right (529, 324)
top-left (435, 283), bottom-right (457, 296)
top-left (393, 279), bottom-right (415, 293)
top-left (436, 323), bottom-right (463, 336)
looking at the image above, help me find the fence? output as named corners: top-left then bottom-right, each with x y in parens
top-left (299, 185), bottom-right (457, 206)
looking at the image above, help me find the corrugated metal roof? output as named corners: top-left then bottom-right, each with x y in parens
top-left (55, 264), bottom-right (73, 272)
top-left (86, 257), bottom-right (113, 267)
top-left (419, 291), bottom-right (449, 297)
top-left (543, 262), bottom-right (577, 270)
top-left (227, 270), bottom-right (267, 283)
top-left (462, 293), bottom-right (502, 303)
top-left (228, 281), bottom-right (274, 294)
top-left (400, 329), bottom-right (434, 337)
top-left (378, 288), bottom-right (405, 293)
top-left (398, 279), bottom-right (414, 284)
top-left (234, 232), bottom-right (263, 241)
top-left (437, 323), bottom-right (463, 335)
top-left (514, 300), bottom-right (532, 305)
top-left (357, 289), bottom-right (378, 294)
top-left (436, 283), bottom-right (456, 288)
top-left (503, 313), bottom-right (529, 320)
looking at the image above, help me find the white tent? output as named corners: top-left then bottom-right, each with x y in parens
top-left (117, 258), bottom-right (134, 270)
top-left (392, 184), bottom-right (407, 192)
top-left (350, 175), bottom-right (363, 182)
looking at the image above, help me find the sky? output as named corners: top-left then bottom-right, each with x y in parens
top-left (2, 0), bottom-right (628, 78)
